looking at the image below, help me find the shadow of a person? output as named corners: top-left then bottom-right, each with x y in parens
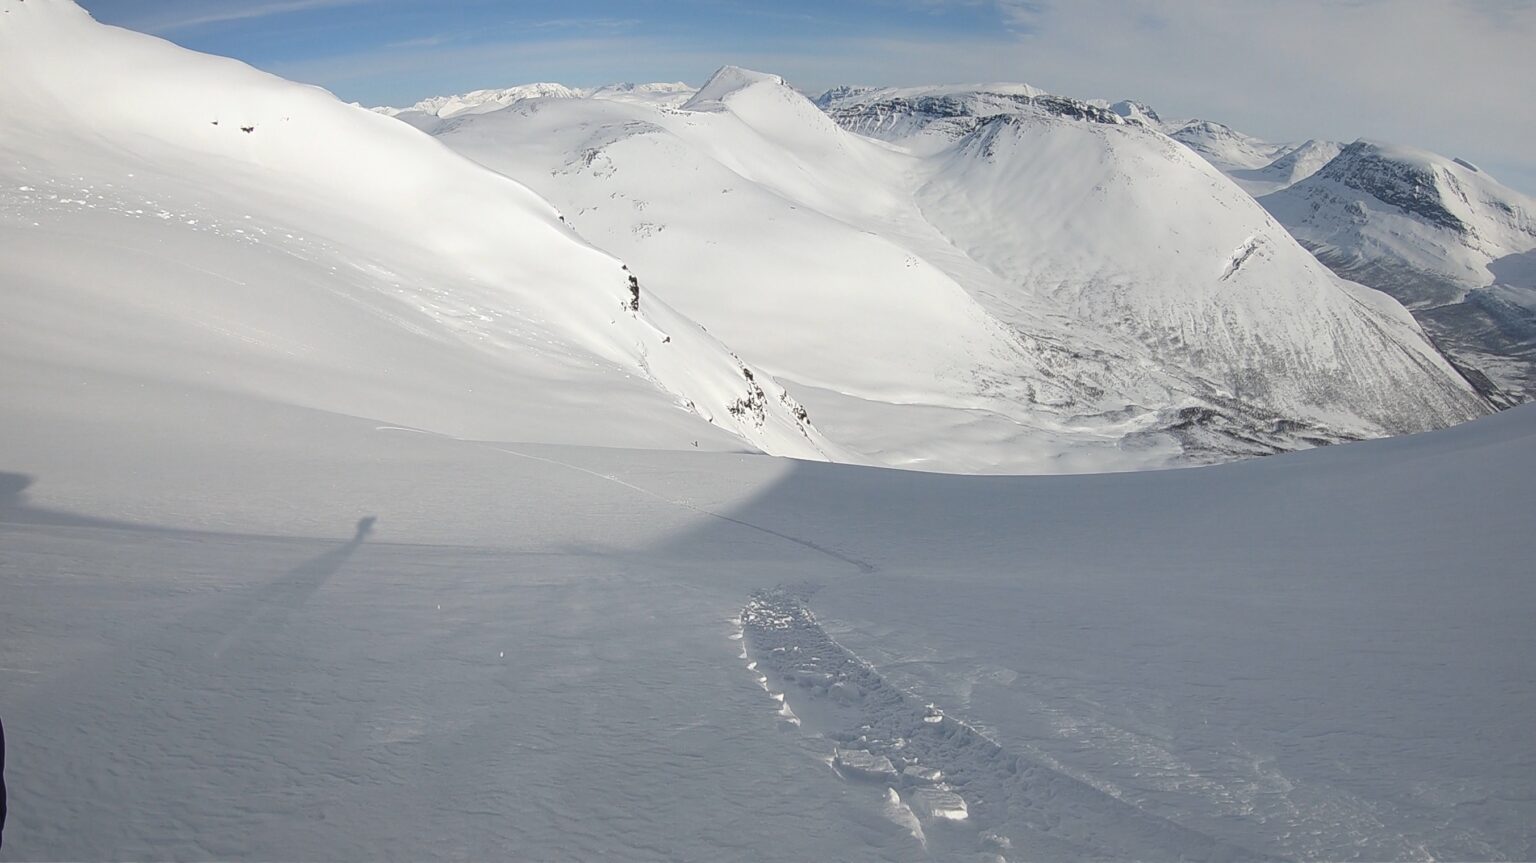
top-left (353, 516), bottom-right (377, 543)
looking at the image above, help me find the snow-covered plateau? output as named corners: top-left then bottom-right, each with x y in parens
top-left (2, 1), bottom-right (1533, 861)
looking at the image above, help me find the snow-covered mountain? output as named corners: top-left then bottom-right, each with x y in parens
top-left (1146, 119), bottom-right (1343, 196)
top-left (0, 0), bottom-right (1497, 474)
top-left (1262, 141), bottom-right (1536, 404)
top-left (1233, 138), bottom-right (1343, 194)
top-left (374, 82), bottom-right (583, 119)
top-left (378, 81), bottom-right (694, 120)
top-left (821, 83), bottom-right (1484, 437)
top-left (0, 0), bottom-right (842, 465)
top-left (389, 72), bottom-right (1487, 470)
top-left (1108, 100), bottom-right (1535, 405)
top-left (1163, 119), bottom-right (1296, 172)
top-left (814, 81), bottom-right (1059, 151)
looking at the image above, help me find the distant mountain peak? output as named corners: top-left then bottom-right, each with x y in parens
top-left (1109, 99), bottom-right (1161, 126)
top-left (682, 66), bottom-right (789, 111)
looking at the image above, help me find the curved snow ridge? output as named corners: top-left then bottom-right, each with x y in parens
top-left (682, 66), bottom-right (787, 111)
top-left (738, 585), bottom-right (1276, 861)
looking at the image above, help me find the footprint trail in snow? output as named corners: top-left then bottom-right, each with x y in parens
top-left (737, 584), bottom-right (1276, 862)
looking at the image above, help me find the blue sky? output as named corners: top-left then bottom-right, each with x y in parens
top-left (77, 0), bottom-right (1536, 194)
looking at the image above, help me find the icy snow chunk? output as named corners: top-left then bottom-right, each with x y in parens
top-left (902, 765), bottom-right (943, 785)
top-left (833, 748), bottom-right (897, 780)
top-left (911, 786), bottom-right (968, 821)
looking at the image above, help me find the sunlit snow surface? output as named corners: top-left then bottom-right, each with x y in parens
top-left (0, 2), bottom-right (1532, 860)
top-left (3, 402), bottom-right (1534, 860)
top-left (418, 69), bottom-right (1487, 472)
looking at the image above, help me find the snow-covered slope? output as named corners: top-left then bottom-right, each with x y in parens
top-left (403, 72), bottom-right (1484, 470)
top-left (379, 80), bottom-right (695, 122)
top-left (1164, 118), bottom-right (1296, 173)
top-left (1140, 115), bottom-right (1341, 196)
top-left (816, 82), bottom-right (1110, 155)
top-left (1227, 138), bottom-right (1344, 196)
top-left (2, 12), bottom-right (1530, 859)
top-left (375, 82), bottom-right (581, 119)
top-left (1121, 102), bottom-right (1536, 406)
top-left (816, 84), bottom-right (1486, 443)
top-left (587, 81), bottom-right (696, 106)
top-left (0, 1), bottom-right (842, 462)
top-left (4, 352), bottom-right (1532, 860)
top-left (424, 73), bottom-right (1150, 473)
top-left (1263, 140), bottom-right (1536, 402)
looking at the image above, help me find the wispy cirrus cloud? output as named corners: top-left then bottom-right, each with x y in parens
top-left (383, 34), bottom-right (452, 50)
top-left (524, 18), bottom-right (641, 32)
top-left (136, 0), bottom-right (376, 34)
top-left (83, 0), bottom-right (1536, 193)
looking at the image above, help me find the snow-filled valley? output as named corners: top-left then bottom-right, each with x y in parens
top-left (2, 1), bottom-right (1534, 860)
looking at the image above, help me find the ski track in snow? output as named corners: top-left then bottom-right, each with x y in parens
top-left (737, 584), bottom-right (1278, 862)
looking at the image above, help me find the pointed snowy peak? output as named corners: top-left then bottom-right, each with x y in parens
top-left (1167, 119), bottom-right (1292, 172)
top-left (682, 66), bottom-right (789, 111)
top-left (1258, 138), bottom-right (1342, 182)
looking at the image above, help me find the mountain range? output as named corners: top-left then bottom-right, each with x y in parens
top-left (3, 0), bottom-right (1523, 477)
top-left (376, 68), bottom-right (1491, 471)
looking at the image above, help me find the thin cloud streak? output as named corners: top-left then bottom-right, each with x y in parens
top-left (524, 18), bottom-right (642, 32)
top-left (132, 0), bottom-right (1536, 195)
top-left (141, 0), bottom-right (374, 34)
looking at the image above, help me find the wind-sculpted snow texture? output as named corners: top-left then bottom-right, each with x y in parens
top-left (739, 585), bottom-right (1272, 862)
